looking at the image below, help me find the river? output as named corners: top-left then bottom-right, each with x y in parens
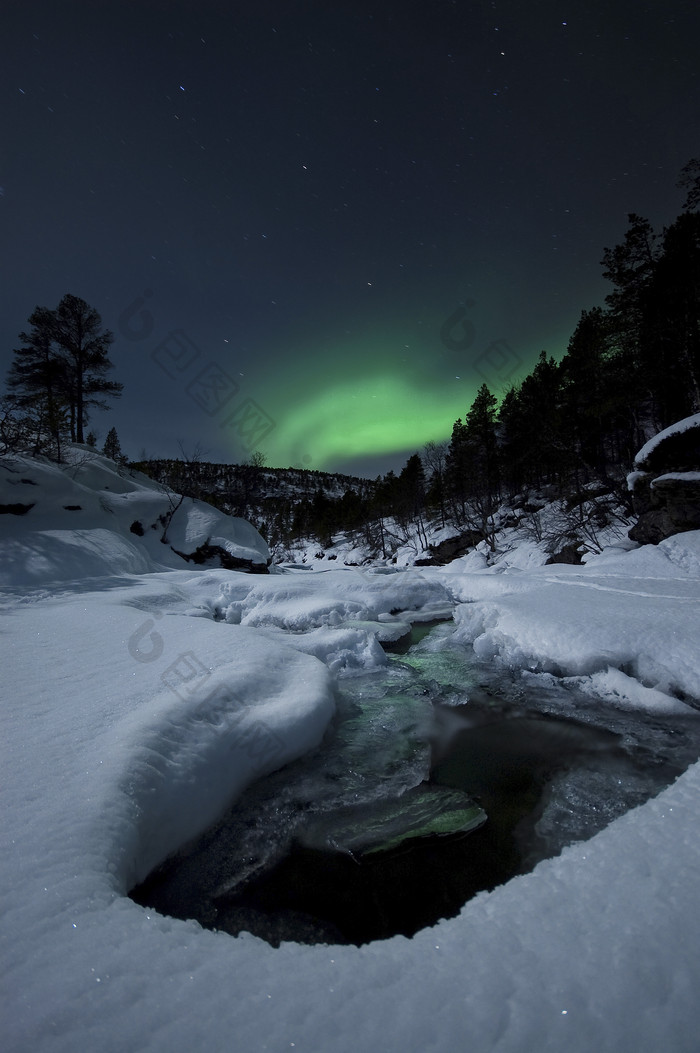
top-left (131, 619), bottom-right (700, 945)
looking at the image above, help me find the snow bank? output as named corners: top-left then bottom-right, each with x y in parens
top-left (1, 593), bottom-right (335, 888)
top-left (651, 470), bottom-right (700, 485)
top-left (0, 450), bottom-right (269, 584)
top-left (213, 565), bottom-right (452, 630)
top-left (564, 666), bottom-right (694, 715)
top-left (440, 531), bottom-right (700, 703)
top-left (3, 575), bottom-right (700, 1053)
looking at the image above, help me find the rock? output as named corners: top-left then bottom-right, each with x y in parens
top-left (545, 543), bottom-right (583, 565)
top-left (422, 531), bottom-right (484, 565)
top-left (297, 785), bottom-right (487, 858)
top-left (628, 414), bottom-right (700, 544)
top-left (629, 473), bottom-right (700, 544)
top-left (0, 502), bottom-right (34, 515)
top-left (171, 541), bottom-right (270, 573)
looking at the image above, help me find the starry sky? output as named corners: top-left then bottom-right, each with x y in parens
top-left (2, 1), bottom-right (699, 478)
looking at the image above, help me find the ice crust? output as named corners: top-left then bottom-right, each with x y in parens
top-left (2, 453), bottom-right (700, 1053)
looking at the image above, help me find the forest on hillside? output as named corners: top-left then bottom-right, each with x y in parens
top-left (259, 162), bottom-right (700, 556)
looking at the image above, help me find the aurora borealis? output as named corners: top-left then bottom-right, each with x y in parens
top-left (2, 1), bottom-right (699, 476)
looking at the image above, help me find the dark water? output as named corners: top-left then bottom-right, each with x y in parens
top-left (131, 621), bottom-right (700, 946)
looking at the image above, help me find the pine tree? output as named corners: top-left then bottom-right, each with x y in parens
top-left (464, 383), bottom-right (500, 499)
top-left (6, 295), bottom-right (122, 452)
top-left (601, 214), bottom-right (661, 428)
top-left (678, 157), bottom-right (700, 214)
top-left (6, 306), bottom-right (70, 458)
top-left (423, 440), bottom-right (448, 526)
top-left (498, 352), bottom-right (563, 493)
top-left (559, 311), bottom-right (613, 477)
top-left (444, 418), bottom-right (468, 518)
top-left (52, 294), bottom-right (122, 443)
top-left (103, 426), bottom-right (123, 462)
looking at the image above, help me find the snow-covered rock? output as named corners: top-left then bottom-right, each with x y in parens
top-left (0, 448), bottom-right (270, 584)
top-left (632, 412), bottom-right (700, 470)
top-left (629, 414), bottom-right (700, 544)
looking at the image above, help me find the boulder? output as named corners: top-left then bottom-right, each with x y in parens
top-left (297, 785), bottom-right (487, 858)
top-left (628, 413), bottom-right (700, 544)
top-left (420, 530), bottom-right (484, 565)
top-left (545, 543), bottom-right (583, 565)
top-left (171, 540), bottom-right (270, 573)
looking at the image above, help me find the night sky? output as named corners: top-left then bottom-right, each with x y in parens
top-left (2, 1), bottom-right (699, 477)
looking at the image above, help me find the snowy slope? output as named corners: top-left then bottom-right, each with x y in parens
top-left (0, 447), bottom-right (270, 584)
top-left (2, 454), bottom-right (700, 1053)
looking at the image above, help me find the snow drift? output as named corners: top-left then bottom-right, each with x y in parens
top-left (0, 448), bottom-right (270, 585)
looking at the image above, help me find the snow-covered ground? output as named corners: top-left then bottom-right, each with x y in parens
top-left (2, 451), bottom-right (700, 1052)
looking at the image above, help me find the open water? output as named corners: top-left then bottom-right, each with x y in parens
top-left (131, 620), bottom-right (700, 945)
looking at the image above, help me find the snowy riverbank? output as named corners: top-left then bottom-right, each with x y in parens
top-left (2, 452), bottom-right (700, 1052)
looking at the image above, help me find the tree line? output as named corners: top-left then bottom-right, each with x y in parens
top-left (275, 160), bottom-right (700, 556)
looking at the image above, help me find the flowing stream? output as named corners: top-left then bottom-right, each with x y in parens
top-left (131, 620), bottom-right (700, 946)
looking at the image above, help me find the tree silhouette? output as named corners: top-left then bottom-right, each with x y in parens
top-left (103, 426), bottom-right (124, 462)
top-left (53, 294), bottom-right (122, 443)
top-left (6, 305), bottom-right (69, 458)
top-left (6, 294), bottom-right (122, 453)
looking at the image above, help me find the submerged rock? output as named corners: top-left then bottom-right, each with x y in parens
top-left (297, 784), bottom-right (486, 857)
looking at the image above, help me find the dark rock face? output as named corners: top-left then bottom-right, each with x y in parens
top-left (628, 416), bottom-right (700, 545)
top-left (171, 541), bottom-right (270, 573)
top-left (629, 474), bottom-right (700, 544)
top-left (0, 502), bottom-right (34, 515)
top-left (418, 530), bottom-right (484, 566)
top-left (545, 543), bottom-right (583, 565)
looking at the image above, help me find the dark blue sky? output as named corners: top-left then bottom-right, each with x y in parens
top-left (2, 0), bottom-right (698, 477)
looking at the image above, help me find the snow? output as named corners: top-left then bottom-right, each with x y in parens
top-left (626, 468), bottom-right (647, 491)
top-left (3, 452), bottom-right (700, 1053)
top-left (651, 470), bottom-right (700, 485)
top-left (633, 411), bottom-right (700, 467)
top-left (442, 532), bottom-right (700, 701)
top-left (563, 666), bottom-right (694, 716)
top-left (0, 449), bottom-right (269, 585)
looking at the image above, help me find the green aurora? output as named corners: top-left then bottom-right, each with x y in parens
top-left (245, 317), bottom-right (578, 473)
top-left (261, 374), bottom-right (470, 470)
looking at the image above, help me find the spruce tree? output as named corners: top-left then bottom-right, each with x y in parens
top-left (644, 211), bottom-right (700, 419)
top-left (464, 383), bottom-right (500, 500)
top-left (678, 157), bottom-right (700, 214)
top-left (103, 426), bottom-right (123, 462)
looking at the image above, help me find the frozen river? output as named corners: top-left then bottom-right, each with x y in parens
top-left (132, 620), bottom-right (700, 945)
